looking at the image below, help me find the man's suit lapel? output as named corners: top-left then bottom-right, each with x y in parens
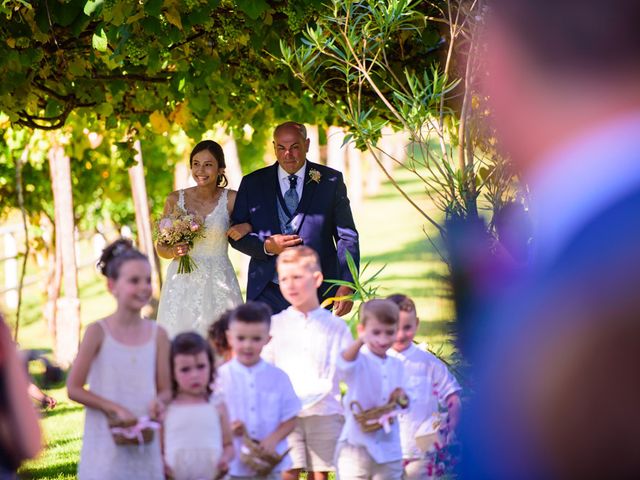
top-left (293, 161), bottom-right (319, 233)
top-left (262, 163), bottom-right (282, 234)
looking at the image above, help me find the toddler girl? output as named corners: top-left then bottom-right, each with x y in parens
top-left (163, 331), bottom-right (234, 480)
top-left (67, 239), bottom-right (171, 479)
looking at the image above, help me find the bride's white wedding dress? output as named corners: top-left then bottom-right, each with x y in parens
top-left (156, 189), bottom-right (242, 338)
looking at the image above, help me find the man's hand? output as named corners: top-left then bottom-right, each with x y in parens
top-left (333, 285), bottom-right (354, 317)
top-left (264, 234), bottom-right (302, 255)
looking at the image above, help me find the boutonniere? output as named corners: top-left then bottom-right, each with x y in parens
top-left (307, 169), bottom-right (322, 184)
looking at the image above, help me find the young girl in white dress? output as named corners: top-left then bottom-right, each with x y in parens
top-left (163, 331), bottom-right (234, 480)
top-left (67, 239), bottom-right (171, 480)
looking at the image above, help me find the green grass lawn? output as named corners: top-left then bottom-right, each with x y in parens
top-left (16, 166), bottom-right (454, 478)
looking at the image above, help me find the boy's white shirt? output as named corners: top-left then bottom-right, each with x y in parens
top-left (216, 358), bottom-right (301, 476)
top-left (336, 344), bottom-right (406, 464)
top-left (387, 343), bottom-right (461, 459)
top-left (262, 306), bottom-right (352, 417)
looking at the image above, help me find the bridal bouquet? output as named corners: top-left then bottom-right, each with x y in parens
top-left (156, 206), bottom-right (205, 274)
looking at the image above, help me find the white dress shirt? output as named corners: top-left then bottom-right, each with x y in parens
top-left (388, 343), bottom-right (461, 459)
top-left (262, 306), bottom-right (353, 417)
top-left (216, 358), bottom-right (301, 476)
top-left (277, 163), bottom-right (305, 200)
top-left (337, 345), bottom-right (406, 463)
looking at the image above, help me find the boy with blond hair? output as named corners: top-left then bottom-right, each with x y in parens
top-left (387, 293), bottom-right (461, 479)
top-left (263, 246), bottom-right (352, 480)
top-left (336, 299), bottom-right (408, 480)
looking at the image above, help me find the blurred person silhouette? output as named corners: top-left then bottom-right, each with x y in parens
top-left (0, 313), bottom-right (42, 478)
top-left (459, 0), bottom-right (640, 479)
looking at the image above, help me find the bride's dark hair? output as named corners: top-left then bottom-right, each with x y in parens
top-left (97, 238), bottom-right (148, 279)
top-left (189, 140), bottom-right (228, 188)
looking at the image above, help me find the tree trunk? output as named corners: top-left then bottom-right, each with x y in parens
top-left (130, 141), bottom-right (162, 314)
top-left (346, 141), bottom-right (363, 209)
top-left (305, 124), bottom-right (321, 164)
top-left (365, 149), bottom-right (382, 197)
top-left (327, 126), bottom-right (346, 172)
top-left (222, 135), bottom-right (243, 190)
top-left (48, 139), bottom-right (80, 368)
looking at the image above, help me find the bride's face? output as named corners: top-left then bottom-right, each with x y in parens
top-left (191, 150), bottom-right (222, 187)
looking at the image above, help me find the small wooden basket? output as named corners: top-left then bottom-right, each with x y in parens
top-left (350, 400), bottom-right (397, 433)
top-left (240, 432), bottom-right (290, 476)
top-left (109, 417), bottom-right (156, 446)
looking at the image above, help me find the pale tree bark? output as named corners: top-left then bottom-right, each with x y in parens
top-left (327, 126), bottom-right (347, 172)
top-left (222, 135), bottom-right (243, 190)
top-left (42, 214), bottom-right (61, 341)
top-left (379, 127), bottom-right (397, 171)
top-left (174, 161), bottom-right (191, 190)
top-left (48, 137), bottom-right (80, 368)
top-left (365, 149), bottom-right (382, 197)
top-left (305, 124), bottom-right (321, 164)
top-left (130, 141), bottom-right (162, 310)
top-left (346, 141), bottom-right (363, 209)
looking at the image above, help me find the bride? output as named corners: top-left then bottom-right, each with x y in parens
top-left (156, 140), bottom-right (249, 338)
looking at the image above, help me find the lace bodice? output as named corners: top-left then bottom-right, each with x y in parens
top-left (177, 189), bottom-right (230, 259)
top-left (156, 189), bottom-right (243, 338)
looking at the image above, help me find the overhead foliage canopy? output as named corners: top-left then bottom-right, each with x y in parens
top-left (0, 0), bottom-right (327, 137)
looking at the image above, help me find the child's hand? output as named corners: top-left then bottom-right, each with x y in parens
top-left (231, 420), bottom-right (245, 437)
top-left (148, 397), bottom-right (167, 421)
top-left (41, 395), bottom-right (57, 409)
top-left (215, 458), bottom-right (229, 479)
top-left (259, 435), bottom-right (279, 457)
top-left (163, 462), bottom-right (174, 479)
top-left (227, 222), bottom-right (252, 241)
top-left (107, 404), bottom-right (137, 425)
top-left (389, 387), bottom-right (409, 408)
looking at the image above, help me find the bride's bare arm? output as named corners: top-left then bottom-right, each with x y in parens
top-left (226, 190), bottom-right (253, 240)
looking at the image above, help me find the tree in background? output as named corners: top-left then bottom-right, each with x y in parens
top-left (279, 0), bottom-right (523, 261)
top-left (0, 0), bottom-right (331, 363)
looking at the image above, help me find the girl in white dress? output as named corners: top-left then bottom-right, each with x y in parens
top-left (156, 140), bottom-right (250, 338)
top-left (163, 331), bottom-right (234, 480)
top-left (67, 239), bottom-right (172, 480)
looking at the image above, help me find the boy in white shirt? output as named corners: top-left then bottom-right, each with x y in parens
top-left (217, 302), bottom-right (301, 480)
top-left (336, 299), bottom-right (408, 480)
top-left (263, 246), bottom-right (352, 480)
top-left (387, 294), bottom-right (462, 479)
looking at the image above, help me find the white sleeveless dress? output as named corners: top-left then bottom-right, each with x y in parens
top-left (156, 189), bottom-right (243, 338)
top-left (163, 402), bottom-right (223, 480)
top-left (77, 321), bottom-right (163, 480)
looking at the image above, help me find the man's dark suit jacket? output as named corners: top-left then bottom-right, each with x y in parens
top-left (462, 186), bottom-right (640, 479)
top-left (229, 161), bottom-right (359, 302)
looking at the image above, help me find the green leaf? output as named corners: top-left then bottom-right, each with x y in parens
top-left (92, 28), bottom-right (108, 52)
top-left (144, 0), bottom-right (163, 17)
top-left (237, 0), bottom-right (269, 20)
top-left (44, 99), bottom-right (64, 118)
top-left (84, 0), bottom-right (103, 16)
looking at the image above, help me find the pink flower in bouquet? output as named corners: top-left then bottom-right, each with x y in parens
top-left (155, 206), bottom-right (205, 274)
top-left (159, 218), bottom-right (173, 233)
